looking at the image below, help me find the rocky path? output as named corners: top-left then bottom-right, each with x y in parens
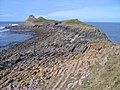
top-left (46, 42), bottom-right (118, 90)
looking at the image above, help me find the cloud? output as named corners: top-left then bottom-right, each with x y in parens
top-left (0, 13), bottom-right (17, 17)
top-left (46, 6), bottom-right (120, 20)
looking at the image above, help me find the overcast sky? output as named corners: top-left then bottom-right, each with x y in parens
top-left (0, 0), bottom-right (120, 22)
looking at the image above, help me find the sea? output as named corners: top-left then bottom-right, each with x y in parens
top-left (0, 22), bottom-right (32, 51)
top-left (86, 22), bottom-right (120, 44)
top-left (0, 22), bottom-right (120, 51)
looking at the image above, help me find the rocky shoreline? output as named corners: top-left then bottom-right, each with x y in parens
top-left (0, 16), bottom-right (120, 90)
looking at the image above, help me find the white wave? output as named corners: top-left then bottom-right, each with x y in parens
top-left (0, 26), bottom-right (5, 29)
top-left (11, 24), bottom-right (18, 26)
top-left (0, 29), bottom-right (9, 33)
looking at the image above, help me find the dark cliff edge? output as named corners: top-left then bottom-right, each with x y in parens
top-left (0, 15), bottom-right (120, 90)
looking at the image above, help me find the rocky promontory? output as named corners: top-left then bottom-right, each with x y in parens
top-left (0, 15), bottom-right (120, 90)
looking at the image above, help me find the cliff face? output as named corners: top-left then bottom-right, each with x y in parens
top-left (1, 16), bottom-right (120, 90)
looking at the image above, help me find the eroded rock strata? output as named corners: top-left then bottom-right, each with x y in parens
top-left (0, 15), bottom-right (120, 90)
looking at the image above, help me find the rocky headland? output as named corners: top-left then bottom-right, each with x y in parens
top-left (0, 15), bottom-right (120, 90)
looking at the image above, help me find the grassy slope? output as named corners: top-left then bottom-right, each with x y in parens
top-left (34, 17), bottom-right (56, 23)
top-left (75, 47), bottom-right (120, 90)
top-left (65, 19), bottom-right (85, 24)
top-left (65, 19), bottom-right (93, 27)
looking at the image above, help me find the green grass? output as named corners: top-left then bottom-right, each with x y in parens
top-left (88, 54), bottom-right (120, 90)
top-left (65, 19), bottom-right (94, 27)
top-left (34, 17), bottom-right (56, 23)
top-left (66, 19), bottom-right (85, 24)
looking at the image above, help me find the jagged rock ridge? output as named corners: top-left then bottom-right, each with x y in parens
top-left (0, 15), bottom-right (120, 90)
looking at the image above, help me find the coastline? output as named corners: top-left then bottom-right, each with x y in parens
top-left (0, 22), bottom-right (110, 61)
top-left (0, 29), bottom-right (33, 51)
top-left (0, 17), bottom-right (120, 90)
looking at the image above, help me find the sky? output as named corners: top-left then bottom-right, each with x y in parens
top-left (0, 0), bottom-right (120, 22)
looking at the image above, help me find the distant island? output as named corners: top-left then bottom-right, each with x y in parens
top-left (0, 15), bottom-right (120, 90)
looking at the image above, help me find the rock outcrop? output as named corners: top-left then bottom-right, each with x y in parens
top-left (26, 15), bottom-right (36, 22)
top-left (1, 16), bottom-right (120, 90)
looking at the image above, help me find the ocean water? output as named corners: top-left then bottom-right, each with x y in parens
top-left (86, 22), bottom-right (120, 44)
top-left (0, 22), bottom-right (32, 51)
